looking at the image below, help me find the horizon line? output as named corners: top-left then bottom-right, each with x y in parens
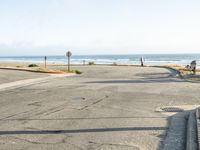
top-left (1, 53), bottom-right (200, 57)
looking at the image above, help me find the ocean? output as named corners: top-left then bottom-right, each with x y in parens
top-left (0, 54), bottom-right (200, 67)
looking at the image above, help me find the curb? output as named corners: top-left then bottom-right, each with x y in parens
top-left (162, 112), bottom-right (188, 150)
top-left (162, 109), bottom-right (199, 150)
top-left (186, 111), bottom-right (198, 150)
top-left (196, 108), bottom-right (200, 149)
top-left (0, 67), bottom-right (66, 74)
top-left (151, 66), bottom-right (182, 78)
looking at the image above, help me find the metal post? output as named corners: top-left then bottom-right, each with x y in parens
top-left (44, 56), bottom-right (47, 68)
top-left (66, 51), bottom-right (72, 72)
top-left (68, 56), bottom-right (70, 71)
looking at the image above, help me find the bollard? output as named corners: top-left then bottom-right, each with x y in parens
top-left (140, 57), bottom-right (144, 67)
top-left (66, 51), bottom-right (72, 72)
top-left (44, 56), bottom-right (47, 68)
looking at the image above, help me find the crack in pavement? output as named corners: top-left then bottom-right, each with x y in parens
top-left (79, 95), bottom-right (110, 110)
top-left (6, 136), bottom-right (85, 150)
top-left (88, 141), bottom-right (140, 149)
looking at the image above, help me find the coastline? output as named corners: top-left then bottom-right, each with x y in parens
top-left (0, 54), bottom-right (200, 67)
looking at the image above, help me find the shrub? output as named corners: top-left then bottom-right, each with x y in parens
top-left (16, 65), bottom-right (22, 68)
top-left (28, 64), bottom-right (38, 67)
top-left (88, 61), bottom-right (95, 65)
top-left (112, 62), bottom-right (117, 66)
top-left (60, 69), bottom-right (82, 74)
top-left (75, 70), bottom-right (82, 74)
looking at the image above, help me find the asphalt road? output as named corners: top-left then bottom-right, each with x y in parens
top-left (0, 66), bottom-right (200, 150)
top-left (0, 69), bottom-right (48, 84)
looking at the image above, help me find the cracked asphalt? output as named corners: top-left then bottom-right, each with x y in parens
top-left (0, 66), bottom-right (200, 150)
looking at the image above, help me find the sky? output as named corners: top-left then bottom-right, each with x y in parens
top-left (0, 0), bottom-right (200, 56)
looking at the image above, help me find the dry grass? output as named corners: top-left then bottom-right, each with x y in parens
top-left (33, 68), bottom-right (82, 74)
top-left (162, 64), bottom-right (200, 76)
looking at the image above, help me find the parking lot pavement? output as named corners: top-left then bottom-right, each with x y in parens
top-left (0, 69), bottom-right (48, 84)
top-left (0, 66), bottom-right (200, 150)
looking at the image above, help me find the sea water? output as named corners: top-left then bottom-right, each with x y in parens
top-left (0, 54), bottom-right (200, 67)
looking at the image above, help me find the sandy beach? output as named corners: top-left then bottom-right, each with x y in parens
top-left (0, 62), bottom-right (199, 149)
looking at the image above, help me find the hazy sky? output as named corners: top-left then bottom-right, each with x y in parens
top-left (0, 0), bottom-right (200, 56)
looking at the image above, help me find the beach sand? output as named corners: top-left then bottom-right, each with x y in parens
top-left (0, 61), bottom-right (45, 68)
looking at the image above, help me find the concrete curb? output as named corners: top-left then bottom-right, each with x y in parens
top-left (186, 111), bottom-right (198, 150)
top-left (162, 109), bottom-right (199, 150)
top-left (196, 108), bottom-right (200, 149)
top-left (151, 66), bottom-right (182, 78)
top-left (162, 112), bottom-right (189, 150)
top-left (0, 67), bottom-right (66, 74)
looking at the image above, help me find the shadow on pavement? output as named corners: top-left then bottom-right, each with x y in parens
top-left (0, 127), bottom-right (167, 135)
top-left (85, 78), bottom-right (183, 84)
top-left (0, 116), bottom-right (167, 121)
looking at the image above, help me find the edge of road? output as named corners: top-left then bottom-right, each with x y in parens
top-left (0, 67), bottom-right (67, 74)
top-left (0, 73), bottom-right (75, 92)
top-left (163, 108), bottom-right (200, 150)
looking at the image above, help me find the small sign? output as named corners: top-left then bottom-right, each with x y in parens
top-left (66, 51), bottom-right (72, 57)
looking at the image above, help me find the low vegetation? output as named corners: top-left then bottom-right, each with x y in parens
top-left (59, 69), bottom-right (82, 74)
top-left (16, 65), bottom-right (22, 68)
top-left (74, 70), bottom-right (82, 74)
top-left (163, 64), bottom-right (200, 77)
top-left (112, 62), bottom-right (118, 66)
top-left (33, 68), bottom-right (82, 74)
top-left (28, 64), bottom-right (39, 67)
top-left (88, 61), bottom-right (95, 65)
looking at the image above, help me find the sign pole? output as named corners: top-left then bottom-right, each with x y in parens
top-left (68, 55), bottom-right (70, 71)
top-left (66, 51), bottom-right (72, 72)
top-left (44, 56), bottom-right (47, 68)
